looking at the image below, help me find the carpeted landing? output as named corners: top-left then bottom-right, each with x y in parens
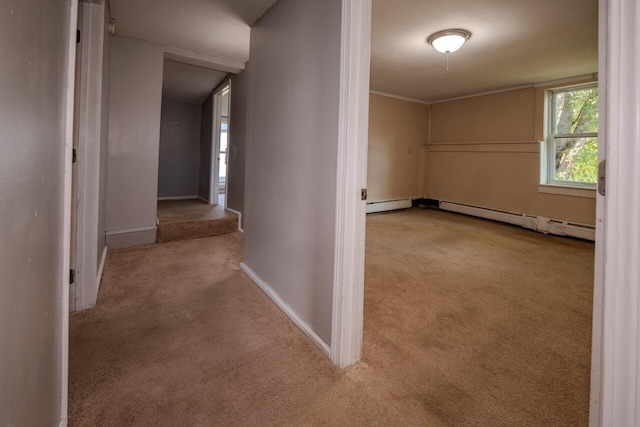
top-left (69, 208), bottom-right (594, 426)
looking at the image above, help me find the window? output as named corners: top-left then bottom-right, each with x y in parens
top-left (219, 120), bottom-right (228, 188)
top-left (545, 83), bottom-right (598, 187)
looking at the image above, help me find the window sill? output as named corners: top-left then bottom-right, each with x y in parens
top-left (538, 184), bottom-right (596, 199)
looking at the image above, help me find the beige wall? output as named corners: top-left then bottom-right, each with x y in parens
top-left (425, 87), bottom-right (596, 225)
top-left (430, 88), bottom-right (535, 142)
top-left (368, 94), bottom-right (429, 202)
top-left (368, 85), bottom-right (597, 225)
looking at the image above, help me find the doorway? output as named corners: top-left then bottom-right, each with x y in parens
top-left (70, 0), bottom-right (111, 313)
top-left (210, 83), bottom-right (231, 207)
top-left (155, 61), bottom-right (237, 241)
top-left (344, 0), bottom-right (640, 424)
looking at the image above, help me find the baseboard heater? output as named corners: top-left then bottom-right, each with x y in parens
top-left (366, 198), bottom-right (413, 214)
top-left (439, 201), bottom-right (595, 241)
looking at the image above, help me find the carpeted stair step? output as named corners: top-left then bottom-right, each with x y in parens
top-left (157, 214), bottom-right (238, 243)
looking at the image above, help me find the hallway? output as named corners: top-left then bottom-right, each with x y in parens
top-left (69, 233), bottom-right (386, 425)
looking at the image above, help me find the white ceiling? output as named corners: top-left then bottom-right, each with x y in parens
top-left (111, 0), bottom-right (277, 105)
top-left (110, 0), bottom-right (278, 64)
top-left (370, 0), bottom-right (598, 102)
top-left (162, 60), bottom-right (227, 104)
top-left (110, 0), bottom-right (597, 104)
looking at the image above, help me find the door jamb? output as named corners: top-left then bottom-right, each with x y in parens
top-left (590, 0), bottom-right (640, 425)
top-left (209, 82), bottom-right (230, 205)
top-left (61, 0), bottom-right (79, 423)
top-left (330, 0), bottom-right (371, 368)
top-left (588, 0), bottom-right (607, 423)
top-left (222, 80), bottom-right (232, 210)
top-left (73, 1), bottom-right (107, 312)
top-left (209, 89), bottom-right (220, 205)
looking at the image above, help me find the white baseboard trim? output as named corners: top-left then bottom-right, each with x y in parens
top-left (224, 207), bottom-right (243, 233)
top-left (157, 195), bottom-right (198, 201)
top-left (198, 196), bottom-right (210, 204)
top-left (239, 262), bottom-right (331, 357)
top-left (439, 200), bottom-right (595, 241)
top-left (366, 198), bottom-right (412, 214)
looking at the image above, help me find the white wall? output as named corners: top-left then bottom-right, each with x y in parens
top-left (158, 101), bottom-right (202, 198)
top-left (242, 0), bottom-right (342, 344)
top-left (0, 0), bottom-right (73, 424)
top-left (106, 35), bottom-right (164, 248)
top-left (227, 69), bottom-right (248, 220)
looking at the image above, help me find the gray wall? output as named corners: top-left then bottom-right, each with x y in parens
top-left (243, 0), bottom-right (342, 344)
top-left (227, 70), bottom-right (248, 219)
top-left (98, 0), bottom-right (111, 264)
top-left (158, 101), bottom-right (202, 198)
top-left (0, 0), bottom-right (72, 424)
top-left (199, 93), bottom-right (213, 200)
top-left (106, 35), bottom-right (164, 248)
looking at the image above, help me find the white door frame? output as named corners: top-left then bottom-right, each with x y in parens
top-left (589, 0), bottom-right (608, 422)
top-left (330, 0), bottom-right (371, 368)
top-left (222, 80), bottom-right (232, 211)
top-left (209, 89), bottom-right (220, 205)
top-left (590, 0), bottom-right (640, 425)
top-left (61, 0), bottom-right (79, 423)
top-left (209, 82), bottom-right (230, 205)
top-left (73, 0), bottom-right (108, 312)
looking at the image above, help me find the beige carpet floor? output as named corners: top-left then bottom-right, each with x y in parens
top-left (70, 208), bottom-right (594, 426)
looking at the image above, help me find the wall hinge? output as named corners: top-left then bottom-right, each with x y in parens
top-left (361, 188), bottom-right (367, 201)
top-left (76, 29), bottom-right (81, 44)
top-left (598, 160), bottom-right (606, 196)
top-left (69, 269), bottom-right (75, 285)
top-left (72, 148), bottom-right (77, 163)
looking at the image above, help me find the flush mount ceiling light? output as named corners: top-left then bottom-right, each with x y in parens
top-left (427, 29), bottom-right (471, 54)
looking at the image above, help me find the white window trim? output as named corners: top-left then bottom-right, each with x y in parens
top-left (541, 82), bottom-right (598, 190)
top-left (538, 183), bottom-right (596, 198)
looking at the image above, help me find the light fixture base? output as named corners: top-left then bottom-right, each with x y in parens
top-left (427, 29), bottom-right (471, 54)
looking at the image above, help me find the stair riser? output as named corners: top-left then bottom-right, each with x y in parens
top-left (157, 218), bottom-right (238, 243)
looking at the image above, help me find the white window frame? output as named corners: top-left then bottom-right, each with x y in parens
top-left (219, 118), bottom-right (228, 190)
top-left (541, 82), bottom-right (599, 190)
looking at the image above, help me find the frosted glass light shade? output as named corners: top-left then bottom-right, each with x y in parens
top-left (427, 29), bottom-right (471, 54)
